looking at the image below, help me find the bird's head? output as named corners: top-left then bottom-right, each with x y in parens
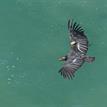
top-left (58, 56), bottom-right (67, 61)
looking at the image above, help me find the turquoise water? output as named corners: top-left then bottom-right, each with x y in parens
top-left (0, 0), bottom-right (107, 107)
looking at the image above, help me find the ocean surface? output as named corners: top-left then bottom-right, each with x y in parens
top-left (0, 0), bottom-right (107, 107)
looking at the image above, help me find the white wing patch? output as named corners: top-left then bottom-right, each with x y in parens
top-left (77, 43), bottom-right (84, 52)
top-left (70, 41), bottom-right (76, 46)
top-left (72, 59), bottom-right (77, 63)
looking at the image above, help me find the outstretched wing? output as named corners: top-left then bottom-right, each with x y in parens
top-left (68, 19), bottom-right (89, 54)
top-left (68, 19), bottom-right (84, 37)
top-left (58, 57), bottom-right (84, 79)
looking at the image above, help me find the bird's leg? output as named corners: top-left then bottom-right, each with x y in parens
top-left (58, 55), bottom-right (67, 61)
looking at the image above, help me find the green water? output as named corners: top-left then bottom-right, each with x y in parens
top-left (0, 0), bottom-right (107, 107)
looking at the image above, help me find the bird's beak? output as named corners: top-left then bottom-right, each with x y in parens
top-left (58, 57), bottom-right (66, 61)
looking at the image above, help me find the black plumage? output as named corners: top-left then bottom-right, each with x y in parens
top-left (58, 19), bottom-right (95, 79)
top-left (68, 19), bottom-right (88, 54)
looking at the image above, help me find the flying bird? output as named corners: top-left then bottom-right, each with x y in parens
top-left (58, 19), bottom-right (95, 79)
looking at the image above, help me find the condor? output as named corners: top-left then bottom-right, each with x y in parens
top-left (58, 19), bottom-right (95, 79)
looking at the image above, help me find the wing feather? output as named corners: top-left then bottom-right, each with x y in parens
top-left (59, 57), bottom-right (84, 79)
top-left (68, 19), bottom-right (84, 35)
top-left (68, 19), bottom-right (88, 54)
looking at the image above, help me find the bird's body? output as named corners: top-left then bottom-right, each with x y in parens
top-left (58, 19), bottom-right (95, 79)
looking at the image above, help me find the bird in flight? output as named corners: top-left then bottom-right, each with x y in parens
top-left (58, 19), bottom-right (95, 79)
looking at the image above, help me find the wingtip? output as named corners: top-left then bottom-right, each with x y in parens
top-left (68, 19), bottom-right (84, 34)
top-left (68, 19), bottom-right (74, 30)
top-left (68, 19), bottom-right (71, 30)
top-left (58, 67), bottom-right (75, 79)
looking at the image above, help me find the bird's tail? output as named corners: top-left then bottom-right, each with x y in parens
top-left (84, 56), bottom-right (95, 63)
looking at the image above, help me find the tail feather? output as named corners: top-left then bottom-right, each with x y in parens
top-left (84, 56), bottom-right (95, 63)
